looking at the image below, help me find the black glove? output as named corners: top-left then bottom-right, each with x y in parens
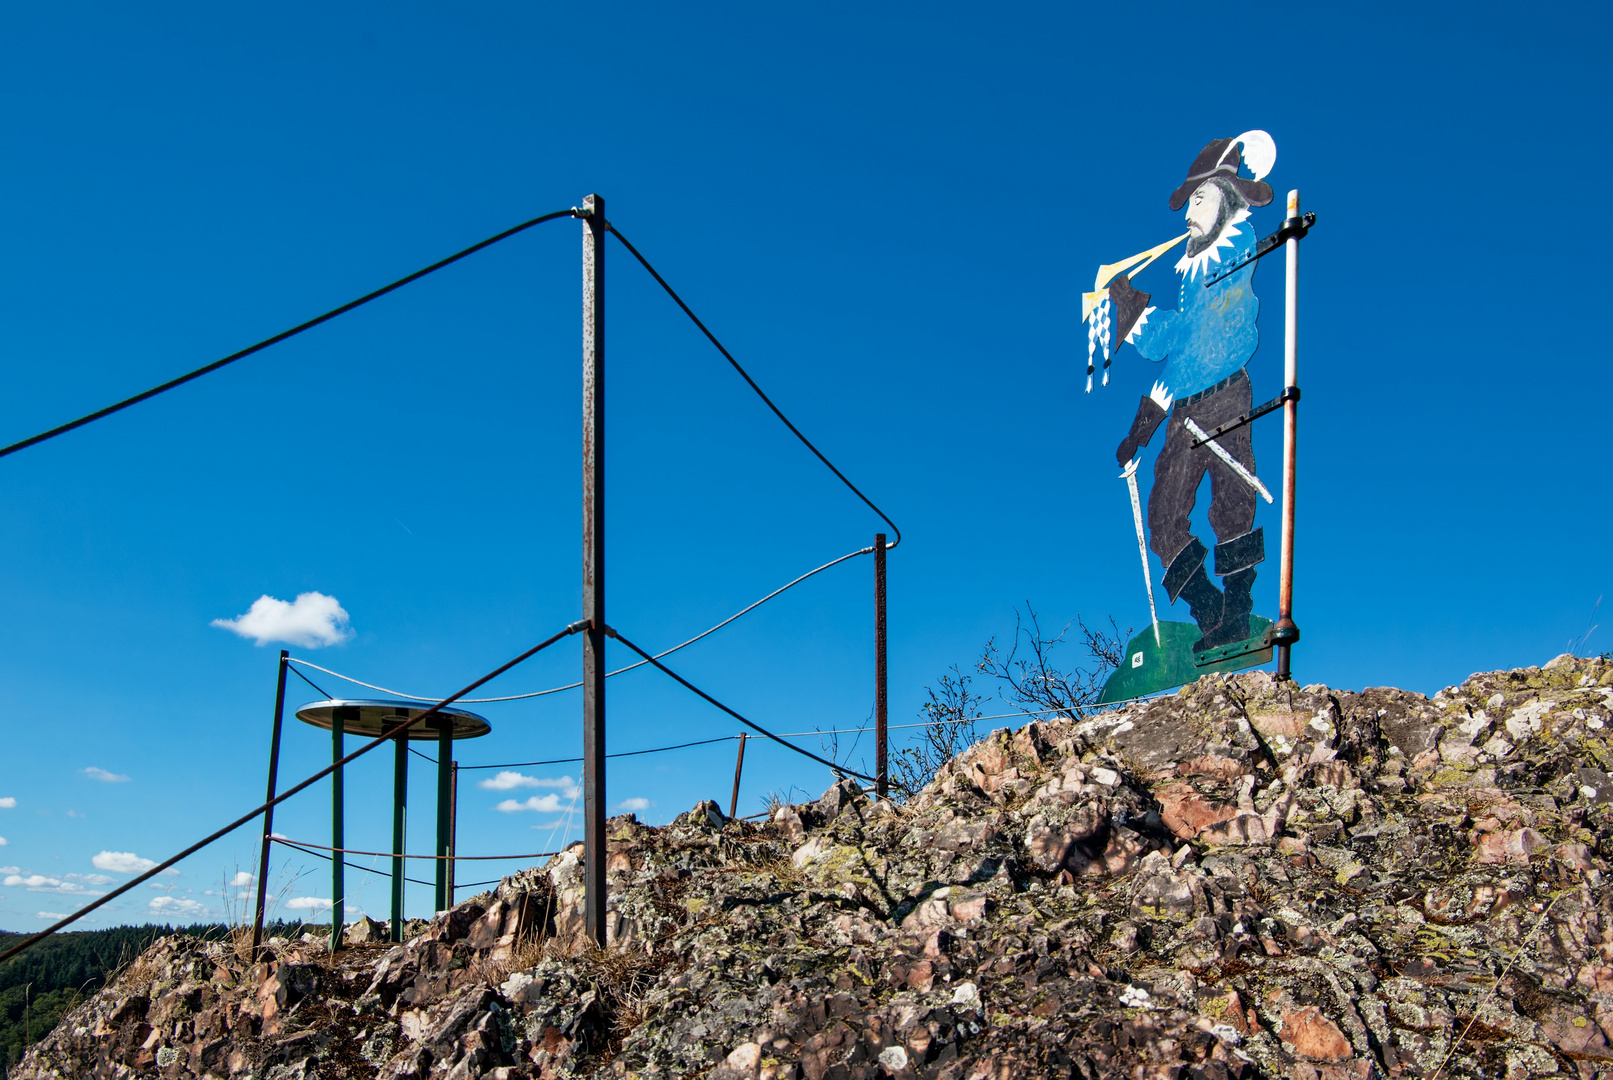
top-left (1116, 394), bottom-right (1168, 467)
top-left (1109, 273), bottom-right (1152, 346)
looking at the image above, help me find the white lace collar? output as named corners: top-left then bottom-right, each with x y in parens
top-left (1174, 206), bottom-right (1251, 281)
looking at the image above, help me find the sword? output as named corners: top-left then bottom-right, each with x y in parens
top-left (1120, 457), bottom-right (1161, 646)
top-left (1181, 417), bottom-right (1274, 503)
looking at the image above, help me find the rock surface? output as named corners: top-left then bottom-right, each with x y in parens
top-left (16, 654), bottom-right (1613, 1079)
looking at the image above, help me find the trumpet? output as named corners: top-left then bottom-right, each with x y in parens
top-left (1083, 232), bottom-right (1188, 392)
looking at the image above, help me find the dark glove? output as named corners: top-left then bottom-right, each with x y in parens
top-left (1109, 273), bottom-right (1153, 346)
top-left (1116, 393), bottom-right (1168, 467)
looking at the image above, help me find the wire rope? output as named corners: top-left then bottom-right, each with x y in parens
top-left (0, 209), bottom-right (583, 462)
top-left (0, 618), bottom-right (588, 968)
top-left (285, 544), bottom-right (872, 703)
top-left (605, 222), bottom-right (902, 549)
top-left (604, 625), bottom-right (876, 783)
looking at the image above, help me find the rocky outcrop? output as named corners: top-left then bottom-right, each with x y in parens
top-left (16, 654), bottom-right (1613, 1079)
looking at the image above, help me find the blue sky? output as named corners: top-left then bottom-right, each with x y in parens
top-left (0, 1), bottom-right (1607, 931)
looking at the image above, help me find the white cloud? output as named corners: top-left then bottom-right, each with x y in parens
top-left (0, 836), bottom-right (7, 847)
top-left (477, 771), bottom-right (578, 793)
top-left (0, 796), bottom-right (15, 808)
top-left (66, 809), bottom-right (84, 818)
top-left (212, 592), bottom-right (353, 648)
top-left (0, 866), bottom-right (18, 874)
top-left (229, 871), bottom-right (255, 887)
top-left (91, 850), bottom-right (175, 875)
top-left (148, 896), bottom-right (209, 918)
top-left (495, 794), bottom-right (582, 813)
top-left (4, 874), bottom-right (99, 896)
top-left (285, 896), bottom-right (334, 912)
top-left (83, 767), bottom-right (130, 783)
top-left (66, 873), bottom-right (114, 886)
top-left (617, 797), bottom-right (651, 812)
top-left (36, 911), bottom-right (67, 919)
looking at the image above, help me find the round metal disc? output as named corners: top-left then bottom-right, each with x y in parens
top-left (294, 699), bottom-right (492, 740)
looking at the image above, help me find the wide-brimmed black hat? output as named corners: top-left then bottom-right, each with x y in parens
top-left (1169, 135), bottom-right (1274, 211)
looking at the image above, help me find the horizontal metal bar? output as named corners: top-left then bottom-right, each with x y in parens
top-left (1189, 386), bottom-right (1298, 448)
top-left (1204, 212), bottom-right (1315, 287)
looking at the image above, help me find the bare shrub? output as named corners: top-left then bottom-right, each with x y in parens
top-left (890, 667), bottom-right (988, 801)
top-left (978, 605), bottom-right (1127, 722)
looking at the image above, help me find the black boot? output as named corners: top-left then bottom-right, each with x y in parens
top-left (1198, 529), bottom-right (1264, 650)
top-left (1163, 539), bottom-right (1223, 649)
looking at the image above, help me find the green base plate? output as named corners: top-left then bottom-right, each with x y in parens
top-left (1097, 616), bottom-right (1274, 704)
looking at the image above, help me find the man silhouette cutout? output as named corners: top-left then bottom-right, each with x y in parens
top-left (1109, 134), bottom-right (1275, 653)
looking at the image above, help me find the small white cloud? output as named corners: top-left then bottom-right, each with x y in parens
top-left (477, 771), bottom-right (578, 793)
top-left (148, 896), bottom-right (209, 918)
top-left (36, 911), bottom-right (68, 919)
top-left (212, 592), bottom-right (353, 648)
top-left (229, 871), bottom-right (255, 887)
top-left (618, 797), bottom-right (651, 812)
top-left (148, 882), bottom-right (168, 890)
top-left (0, 796), bottom-right (16, 808)
top-left (0, 836), bottom-right (7, 847)
top-left (66, 873), bottom-right (114, 886)
top-left (4, 874), bottom-right (99, 896)
top-left (0, 865), bottom-right (18, 874)
top-left (66, 809), bottom-right (84, 818)
top-left (495, 794), bottom-right (582, 813)
top-left (83, 767), bottom-right (130, 783)
top-left (285, 896), bottom-right (334, 912)
top-left (92, 850), bottom-right (175, 875)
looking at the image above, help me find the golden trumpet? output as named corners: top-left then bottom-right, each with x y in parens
top-left (1082, 232), bottom-right (1189, 321)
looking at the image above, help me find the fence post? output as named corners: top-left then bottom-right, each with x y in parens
top-left (434, 720), bottom-right (454, 913)
top-left (875, 532), bottom-right (888, 799)
top-left (330, 708), bottom-right (346, 952)
top-left (390, 725), bottom-right (408, 942)
top-left (729, 733), bottom-right (747, 820)
top-left (581, 193), bottom-right (608, 947)
top-left (448, 761), bottom-right (458, 908)
top-left (251, 651), bottom-right (289, 958)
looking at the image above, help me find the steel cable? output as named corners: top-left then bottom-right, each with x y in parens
top-left (286, 544), bottom-right (873, 703)
top-left (604, 222), bottom-right (902, 550)
top-left (0, 208), bottom-right (582, 461)
top-left (0, 618), bottom-right (588, 968)
top-left (603, 625), bottom-right (876, 783)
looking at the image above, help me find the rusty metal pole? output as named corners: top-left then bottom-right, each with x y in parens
top-left (250, 651), bottom-right (289, 958)
top-left (875, 533), bottom-right (888, 799)
top-left (729, 733), bottom-right (748, 820)
top-left (1273, 189), bottom-right (1302, 680)
top-left (581, 193), bottom-right (608, 947)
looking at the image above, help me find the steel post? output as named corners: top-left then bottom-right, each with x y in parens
top-left (330, 706), bottom-right (349, 952)
top-left (434, 720), bottom-right (453, 913)
top-left (875, 533), bottom-right (888, 799)
top-left (729, 733), bottom-right (748, 820)
top-left (251, 651), bottom-right (289, 958)
top-left (1274, 189), bottom-right (1302, 679)
top-left (581, 193), bottom-right (608, 947)
top-left (448, 761), bottom-right (458, 907)
top-left (390, 726), bottom-right (408, 942)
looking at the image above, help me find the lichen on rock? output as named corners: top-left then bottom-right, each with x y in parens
top-left (15, 654), bottom-right (1613, 1078)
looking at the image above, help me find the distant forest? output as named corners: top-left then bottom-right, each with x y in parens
top-left (0, 924), bottom-right (235, 1076)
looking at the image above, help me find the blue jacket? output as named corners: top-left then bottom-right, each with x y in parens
top-left (1130, 221), bottom-right (1260, 398)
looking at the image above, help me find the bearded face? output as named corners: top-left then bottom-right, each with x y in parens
top-left (1183, 180), bottom-right (1245, 257)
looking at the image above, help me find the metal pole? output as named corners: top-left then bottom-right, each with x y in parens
top-left (390, 725), bottom-right (408, 942)
top-left (581, 192), bottom-right (608, 947)
top-left (434, 720), bottom-right (453, 913)
top-left (874, 532), bottom-right (888, 799)
top-left (330, 706), bottom-right (347, 952)
top-left (250, 651), bottom-right (289, 958)
top-left (728, 733), bottom-right (748, 820)
top-left (447, 761), bottom-right (458, 907)
top-left (1274, 188), bottom-right (1302, 679)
